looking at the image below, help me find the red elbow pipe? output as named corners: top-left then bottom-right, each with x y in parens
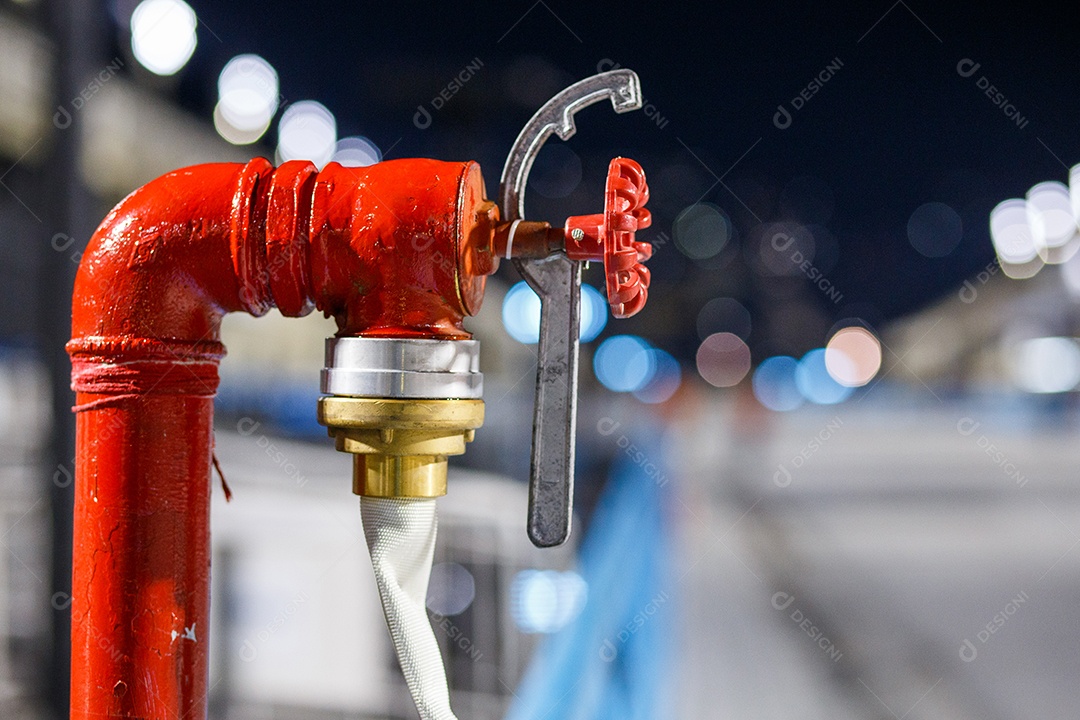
top-left (67, 157), bottom-right (498, 720)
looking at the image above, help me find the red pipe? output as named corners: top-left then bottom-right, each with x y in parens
top-left (67, 157), bottom-right (498, 720)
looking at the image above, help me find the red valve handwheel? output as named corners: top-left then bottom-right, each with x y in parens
top-left (564, 157), bottom-right (653, 318)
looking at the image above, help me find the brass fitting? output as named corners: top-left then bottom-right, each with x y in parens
top-left (317, 396), bottom-right (484, 498)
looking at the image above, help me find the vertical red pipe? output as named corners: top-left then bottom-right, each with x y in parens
top-left (68, 337), bottom-right (224, 719)
top-left (71, 394), bottom-right (215, 717)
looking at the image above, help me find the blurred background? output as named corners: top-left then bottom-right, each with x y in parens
top-left (2, 0), bottom-right (1080, 718)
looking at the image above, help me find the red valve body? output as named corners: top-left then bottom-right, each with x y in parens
top-left (563, 157), bottom-right (652, 317)
top-left (68, 158), bottom-right (496, 720)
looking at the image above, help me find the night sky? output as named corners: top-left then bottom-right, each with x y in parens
top-left (113, 0), bottom-right (1080, 361)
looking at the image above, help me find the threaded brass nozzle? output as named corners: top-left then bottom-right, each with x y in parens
top-left (317, 397), bottom-right (484, 498)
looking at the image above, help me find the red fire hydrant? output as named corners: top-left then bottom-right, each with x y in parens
top-left (67, 71), bottom-right (651, 719)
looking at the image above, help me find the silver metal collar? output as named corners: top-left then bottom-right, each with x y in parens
top-left (321, 337), bottom-right (482, 399)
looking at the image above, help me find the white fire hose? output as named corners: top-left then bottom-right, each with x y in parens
top-left (362, 496), bottom-right (459, 720)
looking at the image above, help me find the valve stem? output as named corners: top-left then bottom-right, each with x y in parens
top-left (492, 220), bottom-right (565, 259)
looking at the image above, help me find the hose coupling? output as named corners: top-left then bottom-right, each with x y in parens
top-left (317, 338), bottom-right (484, 498)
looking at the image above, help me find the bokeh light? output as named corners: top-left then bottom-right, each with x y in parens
top-left (502, 282), bottom-right (541, 344)
top-left (1069, 163), bottom-right (1080, 223)
top-left (1009, 337), bottom-right (1080, 393)
top-left (1026, 181), bottom-right (1079, 263)
top-left (796, 349), bottom-right (854, 404)
top-left (673, 203), bottom-right (732, 260)
top-left (695, 332), bottom-right (751, 387)
top-left (130, 0), bottom-right (198, 76)
top-left (907, 201), bottom-right (963, 258)
top-left (825, 326), bottom-right (882, 387)
top-left (510, 570), bottom-right (587, 634)
top-left (213, 104), bottom-right (267, 146)
top-left (580, 285), bottom-right (608, 343)
top-left (426, 562), bottom-right (476, 617)
top-left (217, 54), bottom-right (279, 139)
top-left (332, 136), bottom-right (382, 167)
top-left (276, 101), bottom-right (337, 168)
top-left (1063, 251), bottom-right (1080, 298)
top-left (757, 221), bottom-right (815, 276)
top-left (696, 297), bottom-right (751, 340)
top-left (752, 356), bottom-right (803, 412)
top-left (594, 335), bottom-right (655, 393)
top-left (502, 282), bottom-right (607, 344)
top-left (634, 349), bottom-right (682, 404)
top-left (990, 198), bottom-right (1044, 279)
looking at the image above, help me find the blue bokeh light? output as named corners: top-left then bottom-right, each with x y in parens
top-left (594, 335), bottom-right (656, 392)
top-left (752, 356), bottom-right (803, 412)
top-left (501, 282), bottom-right (543, 344)
top-left (510, 570), bottom-right (588, 634)
top-left (633, 349), bottom-right (682, 404)
top-left (502, 281), bottom-right (608, 345)
top-left (580, 284), bottom-right (608, 343)
top-left (796, 349), bottom-right (854, 404)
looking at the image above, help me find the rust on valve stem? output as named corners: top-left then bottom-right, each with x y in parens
top-left (492, 220), bottom-right (566, 259)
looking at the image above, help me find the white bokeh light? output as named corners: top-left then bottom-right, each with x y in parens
top-left (990, 198), bottom-right (1044, 279)
top-left (510, 570), bottom-right (587, 634)
top-left (825, 326), bottom-right (882, 388)
top-left (276, 101), bottom-right (337, 168)
top-left (1069, 164), bottom-right (1080, 226)
top-left (332, 136), bottom-right (383, 167)
top-left (213, 103), bottom-right (267, 145)
top-left (216, 54), bottom-right (279, 142)
top-left (1009, 337), bottom-right (1080, 394)
top-left (130, 0), bottom-right (198, 76)
top-left (1026, 181), bottom-right (1079, 263)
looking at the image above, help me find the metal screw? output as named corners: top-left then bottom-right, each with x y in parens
top-left (570, 228), bottom-right (585, 241)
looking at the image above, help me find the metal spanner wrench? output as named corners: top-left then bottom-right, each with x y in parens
top-left (497, 69), bottom-right (646, 547)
